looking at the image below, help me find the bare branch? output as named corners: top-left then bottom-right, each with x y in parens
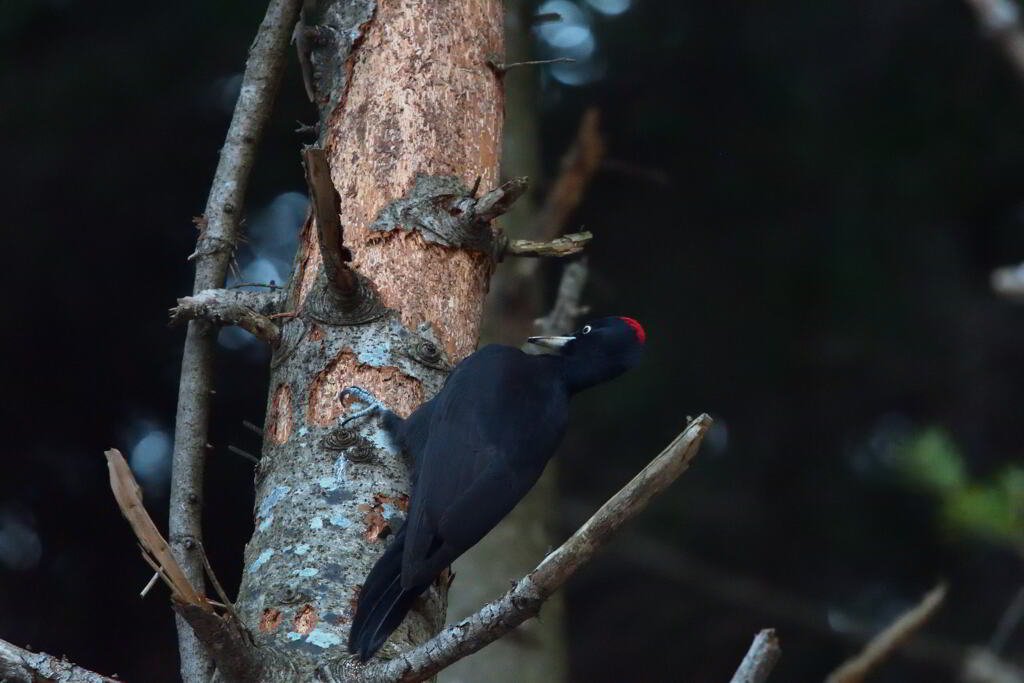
top-left (990, 586), bottom-right (1024, 654)
top-left (534, 259), bottom-right (590, 336)
top-left (825, 583), bottom-right (947, 683)
top-left (170, 1), bottom-right (302, 678)
top-left (303, 146), bottom-right (361, 307)
top-left (963, 0), bottom-right (1024, 78)
top-left (353, 414), bottom-right (712, 683)
top-left (730, 629), bottom-right (781, 683)
top-left (170, 288), bottom-right (283, 346)
top-left (536, 107), bottom-right (605, 241)
top-left (503, 231), bottom-right (592, 259)
top-left (0, 638), bottom-right (118, 683)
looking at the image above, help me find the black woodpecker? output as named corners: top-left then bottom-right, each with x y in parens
top-left (343, 316), bottom-right (646, 660)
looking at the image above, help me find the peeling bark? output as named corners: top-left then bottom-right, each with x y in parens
top-left (232, 0), bottom-right (505, 677)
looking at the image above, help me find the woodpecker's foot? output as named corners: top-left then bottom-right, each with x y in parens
top-left (339, 386), bottom-right (384, 428)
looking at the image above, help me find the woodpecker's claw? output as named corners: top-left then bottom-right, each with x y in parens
top-left (339, 386), bottom-right (383, 428)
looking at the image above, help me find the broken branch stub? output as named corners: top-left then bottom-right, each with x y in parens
top-left (170, 289), bottom-right (282, 346)
top-left (303, 146), bottom-right (361, 310)
top-left (369, 175), bottom-right (529, 258)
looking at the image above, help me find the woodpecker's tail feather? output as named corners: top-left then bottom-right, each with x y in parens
top-left (348, 526), bottom-right (429, 661)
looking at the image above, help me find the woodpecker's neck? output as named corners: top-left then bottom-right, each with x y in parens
top-left (559, 348), bottom-right (633, 394)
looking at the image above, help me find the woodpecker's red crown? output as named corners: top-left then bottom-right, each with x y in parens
top-left (618, 317), bottom-right (646, 344)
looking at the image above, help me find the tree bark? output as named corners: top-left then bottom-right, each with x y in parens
top-left (231, 0), bottom-right (505, 677)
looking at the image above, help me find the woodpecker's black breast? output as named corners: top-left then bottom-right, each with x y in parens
top-left (400, 345), bottom-right (569, 587)
top-left (347, 316), bottom-right (645, 661)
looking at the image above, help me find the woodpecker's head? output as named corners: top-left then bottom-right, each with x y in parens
top-left (528, 317), bottom-right (645, 391)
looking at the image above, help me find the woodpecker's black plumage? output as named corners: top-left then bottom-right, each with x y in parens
top-left (346, 316), bottom-right (645, 660)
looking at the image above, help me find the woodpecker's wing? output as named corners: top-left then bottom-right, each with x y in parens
top-left (399, 345), bottom-right (568, 588)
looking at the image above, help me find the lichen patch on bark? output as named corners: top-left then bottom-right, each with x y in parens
top-left (268, 384), bottom-right (293, 445)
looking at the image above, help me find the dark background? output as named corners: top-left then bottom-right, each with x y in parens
top-left (4, 0), bottom-right (1024, 680)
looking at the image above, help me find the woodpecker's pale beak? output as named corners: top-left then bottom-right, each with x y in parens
top-left (527, 335), bottom-right (574, 350)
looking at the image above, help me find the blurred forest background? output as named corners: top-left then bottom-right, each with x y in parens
top-left (4, 0), bottom-right (1024, 680)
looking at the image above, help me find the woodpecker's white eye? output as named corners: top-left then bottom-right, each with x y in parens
top-left (581, 325), bottom-right (592, 335)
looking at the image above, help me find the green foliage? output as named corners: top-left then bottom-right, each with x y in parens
top-left (894, 428), bottom-right (1024, 549)
top-left (898, 427), bottom-right (965, 494)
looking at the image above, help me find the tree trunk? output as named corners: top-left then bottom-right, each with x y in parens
top-left (441, 3), bottom-right (569, 682)
top-left (232, 0), bottom-right (504, 676)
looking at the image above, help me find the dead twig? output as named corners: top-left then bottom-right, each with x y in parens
top-left (302, 147), bottom-right (361, 307)
top-left (105, 449), bottom-right (208, 608)
top-left (227, 444), bottom-right (261, 465)
top-left (353, 415), bottom-right (712, 683)
top-left (487, 57), bottom-right (577, 75)
top-left (990, 586), bottom-right (1024, 655)
top-left (536, 107), bottom-right (604, 241)
top-left (197, 541), bottom-right (241, 625)
top-left (825, 583), bottom-right (947, 683)
top-left (503, 231), bottom-right (592, 259)
top-left (730, 629), bottom-right (782, 683)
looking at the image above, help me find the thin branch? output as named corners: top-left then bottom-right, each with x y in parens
top-left (0, 637), bottom-right (119, 683)
top-left (963, 0), bottom-right (1024, 78)
top-left (354, 414), bottom-right (712, 683)
top-left (536, 107), bottom-right (605, 241)
top-left (730, 629), bottom-right (781, 683)
top-left (140, 571), bottom-right (162, 598)
top-left (503, 231), bottom-right (592, 259)
top-left (170, 289), bottom-right (282, 346)
top-left (242, 420), bottom-right (264, 436)
top-left (825, 583), bottom-right (947, 683)
top-left (302, 146), bottom-right (361, 307)
top-left (169, 1), bottom-right (302, 679)
top-left (534, 259), bottom-right (590, 336)
top-left (227, 444), bottom-right (261, 464)
top-left (487, 57), bottom-right (577, 75)
top-left (990, 586), bottom-right (1024, 654)
top-left (197, 541), bottom-right (239, 622)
